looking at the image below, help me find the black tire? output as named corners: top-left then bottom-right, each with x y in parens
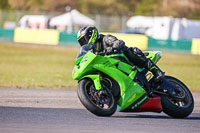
top-left (77, 78), bottom-right (117, 116)
top-left (161, 76), bottom-right (194, 118)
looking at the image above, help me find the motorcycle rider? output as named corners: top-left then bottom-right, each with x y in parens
top-left (77, 26), bottom-right (164, 90)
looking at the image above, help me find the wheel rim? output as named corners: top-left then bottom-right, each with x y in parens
top-left (167, 80), bottom-right (191, 108)
top-left (85, 80), bottom-right (115, 110)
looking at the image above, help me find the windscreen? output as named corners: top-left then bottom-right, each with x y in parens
top-left (76, 44), bottom-right (92, 60)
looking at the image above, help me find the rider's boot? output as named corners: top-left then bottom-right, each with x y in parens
top-left (145, 59), bottom-right (181, 97)
top-left (145, 59), bottom-right (164, 83)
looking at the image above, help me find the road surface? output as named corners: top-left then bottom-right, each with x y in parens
top-left (0, 88), bottom-right (200, 133)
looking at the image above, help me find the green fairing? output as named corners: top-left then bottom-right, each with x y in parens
top-left (144, 51), bottom-right (162, 64)
top-left (104, 53), bottom-right (129, 61)
top-left (82, 75), bottom-right (101, 91)
top-left (72, 51), bottom-right (162, 112)
top-left (75, 56), bottom-right (83, 65)
top-left (93, 64), bottom-right (146, 111)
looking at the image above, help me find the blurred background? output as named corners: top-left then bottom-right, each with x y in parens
top-left (0, 0), bottom-right (200, 90)
top-left (0, 0), bottom-right (200, 30)
top-left (1, 0), bottom-right (200, 31)
top-left (1, 0), bottom-right (200, 51)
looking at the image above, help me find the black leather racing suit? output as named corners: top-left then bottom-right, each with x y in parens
top-left (94, 34), bottom-right (148, 68)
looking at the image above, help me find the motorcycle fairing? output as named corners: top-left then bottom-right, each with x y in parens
top-left (73, 51), bottom-right (146, 111)
top-left (72, 51), bottom-right (163, 112)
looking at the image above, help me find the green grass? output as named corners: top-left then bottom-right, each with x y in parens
top-left (0, 43), bottom-right (200, 91)
top-left (0, 43), bottom-right (79, 89)
top-left (158, 52), bottom-right (200, 92)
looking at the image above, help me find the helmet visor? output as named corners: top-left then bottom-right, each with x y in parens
top-left (78, 36), bottom-right (88, 46)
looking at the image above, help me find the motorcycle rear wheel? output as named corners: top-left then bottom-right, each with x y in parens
top-left (77, 78), bottom-right (117, 116)
top-left (161, 76), bottom-right (194, 118)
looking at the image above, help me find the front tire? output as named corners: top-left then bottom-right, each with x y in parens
top-left (161, 76), bottom-right (194, 118)
top-left (77, 78), bottom-right (117, 116)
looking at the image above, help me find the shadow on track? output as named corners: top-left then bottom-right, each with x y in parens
top-left (1, 106), bottom-right (199, 121)
top-left (113, 113), bottom-right (200, 120)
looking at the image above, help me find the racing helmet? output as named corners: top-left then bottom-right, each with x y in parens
top-left (77, 26), bottom-right (100, 48)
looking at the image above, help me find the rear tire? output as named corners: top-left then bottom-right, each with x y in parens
top-left (161, 76), bottom-right (194, 118)
top-left (77, 78), bottom-right (117, 116)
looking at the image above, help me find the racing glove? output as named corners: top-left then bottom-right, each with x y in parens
top-left (105, 47), bottom-right (118, 55)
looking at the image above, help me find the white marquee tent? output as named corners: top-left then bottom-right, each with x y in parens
top-left (49, 9), bottom-right (95, 32)
top-left (18, 15), bottom-right (49, 29)
top-left (127, 16), bottom-right (200, 40)
top-left (127, 16), bottom-right (154, 29)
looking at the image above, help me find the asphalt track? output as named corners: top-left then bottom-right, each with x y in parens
top-left (0, 89), bottom-right (200, 133)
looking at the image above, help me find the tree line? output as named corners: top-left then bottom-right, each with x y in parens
top-left (0, 0), bottom-right (200, 19)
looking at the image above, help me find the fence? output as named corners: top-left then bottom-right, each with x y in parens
top-left (0, 10), bottom-right (129, 33)
top-left (59, 32), bottom-right (77, 45)
top-left (0, 28), bottom-right (14, 42)
top-left (148, 37), bottom-right (192, 53)
top-left (1, 28), bottom-right (200, 55)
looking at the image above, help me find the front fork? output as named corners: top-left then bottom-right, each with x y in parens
top-left (82, 74), bottom-right (102, 91)
top-left (81, 74), bottom-right (113, 103)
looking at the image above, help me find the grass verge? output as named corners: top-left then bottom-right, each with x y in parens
top-left (0, 43), bottom-right (78, 89)
top-left (0, 43), bottom-right (200, 91)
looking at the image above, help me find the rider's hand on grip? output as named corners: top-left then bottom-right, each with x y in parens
top-left (105, 47), bottom-right (118, 55)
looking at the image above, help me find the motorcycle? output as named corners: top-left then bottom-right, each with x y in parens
top-left (72, 44), bottom-right (194, 118)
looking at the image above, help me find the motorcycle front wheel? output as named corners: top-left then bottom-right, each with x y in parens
top-left (161, 76), bottom-right (194, 118)
top-left (77, 78), bottom-right (117, 116)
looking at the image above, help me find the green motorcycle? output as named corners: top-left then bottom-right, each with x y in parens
top-left (72, 44), bottom-right (194, 118)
